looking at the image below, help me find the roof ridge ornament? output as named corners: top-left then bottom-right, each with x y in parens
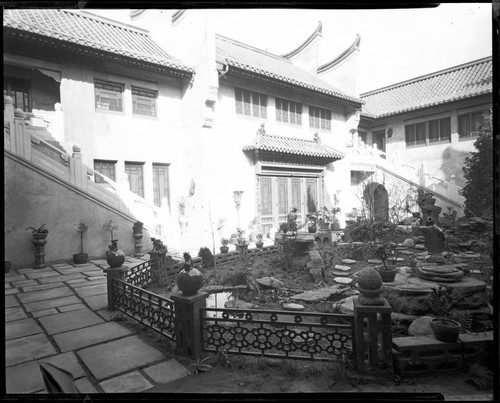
top-left (280, 21), bottom-right (323, 59)
top-left (314, 132), bottom-right (321, 143)
top-left (257, 123), bottom-right (266, 136)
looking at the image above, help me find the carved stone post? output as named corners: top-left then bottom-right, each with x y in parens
top-left (132, 221), bottom-right (144, 257)
top-left (353, 297), bottom-right (393, 372)
top-left (103, 266), bottom-right (128, 311)
top-left (149, 249), bottom-right (167, 282)
top-left (235, 243), bottom-right (249, 263)
top-left (70, 144), bottom-right (87, 191)
top-left (171, 292), bottom-right (209, 360)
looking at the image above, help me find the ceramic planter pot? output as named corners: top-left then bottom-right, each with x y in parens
top-left (431, 318), bottom-right (461, 342)
top-left (106, 250), bottom-right (125, 268)
top-left (307, 221), bottom-right (317, 233)
top-left (376, 265), bottom-right (397, 282)
top-left (177, 267), bottom-right (203, 296)
top-left (220, 245), bottom-right (229, 253)
top-left (73, 253), bottom-right (88, 264)
top-left (255, 240), bottom-right (264, 249)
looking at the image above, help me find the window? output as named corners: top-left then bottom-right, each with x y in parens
top-left (94, 160), bottom-right (116, 183)
top-left (276, 98), bottom-right (302, 125)
top-left (458, 110), bottom-right (488, 139)
top-left (405, 122), bottom-right (426, 147)
top-left (4, 77), bottom-right (31, 112)
top-left (125, 162), bottom-right (144, 197)
top-left (235, 88), bottom-right (267, 118)
top-left (95, 80), bottom-right (123, 112)
top-left (132, 87), bottom-right (157, 116)
top-left (152, 163), bottom-right (170, 208)
top-left (428, 117), bottom-right (451, 143)
top-left (309, 106), bottom-right (331, 130)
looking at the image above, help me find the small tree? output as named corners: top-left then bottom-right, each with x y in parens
top-left (461, 111), bottom-right (493, 218)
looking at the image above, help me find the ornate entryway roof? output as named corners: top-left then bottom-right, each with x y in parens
top-left (243, 126), bottom-right (344, 163)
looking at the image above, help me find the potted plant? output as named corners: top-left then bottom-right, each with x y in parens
top-left (176, 252), bottom-right (203, 296)
top-left (220, 238), bottom-right (229, 253)
top-left (26, 224), bottom-right (49, 240)
top-left (426, 285), bottom-right (462, 342)
top-left (373, 243), bottom-right (398, 282)
top-left (132, 221), bottom-right (144, 234)
top-left (236, 227), bottom-right (246, 245)
top-left (306, 212), bottom-right (318, 233)
top-left (5, 226), bottom-right (15, 273)
top-left (102, 219), bottom-right (125, 268)
top-left (430, 317), bottom-right (462, 342)
top-left (73, 223), bottom-right (89, 264)
top-left (255, 233), bottom-right (264, 249)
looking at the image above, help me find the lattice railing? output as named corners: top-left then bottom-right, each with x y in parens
top-left (200, 307), bottom-right (355, 362)
top-left (112, 277), bottom-right (176, 341)
top-left (122, 259), bottom-right (154, 289)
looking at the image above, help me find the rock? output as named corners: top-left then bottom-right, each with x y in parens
top-left (402, 238), bottom-right (415, 247)
top-left (400, 250), bottom-right (415, 255)
top-left (427, 254), bottom-right (446, 264)
top-left (391, 312), bottom-right (418, 322)
top-left (367, 259), bottom-right (382, 264)
top-left (398, 266), bottom-right (413, 274)
top-left (336, 295), bottom-right (357, 313)
top-left (334, 265), bottom-right (351, 272)
top-left (224, 299), bottom-right (254, 309)
top-left (309, 268), bottom-right (324, 283)
top-left (341, 259), bottom-right (356, 264)
top-left (291, 285), bottom-right (354, 302)
top-left (282, 303), bottom-right (305, 311)
top-left (334, 277), bottom-right (353, 285)
top-left (414, 244), bottom-right (426, 250)
top-left (420, 226), bottom-right (446, 253)
top-left (408, 316), bottom-right (434, 336)
top-left (459, 253), bottom-right (481, 259)
top-left (332, 271), bottom-right (350, 277)
top-left (256, 276), bottom-right (285, 290)
top-left (416, 265), bottom-right (464, 282)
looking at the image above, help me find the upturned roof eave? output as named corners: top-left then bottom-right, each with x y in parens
top-left (317, 34), bottom-right (361, 74)
top-left (280, 21), bottom-right (323, 59)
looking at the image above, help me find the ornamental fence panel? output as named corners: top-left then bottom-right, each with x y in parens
top-left (123, 259), bottom-right (155, 288)
top-left (112, 277), bottom-right (176, 341)
top-left (200, 307), bottom-right (356, 362)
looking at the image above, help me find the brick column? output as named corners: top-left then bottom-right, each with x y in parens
top-left (353, 297), bottom-right (393, 372)
top-left (103, 266), bottom-right (128, 311)
top-left (171, 292), bottom-right (209, 360)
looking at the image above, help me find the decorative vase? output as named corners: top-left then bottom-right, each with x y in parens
top-left (431, 318), bottom-right (461, 342)
top-left (220, 245), bottom-right (229, 253)
top-left (255, 240), bottom-right (264, 249)
top-left (73, 253), bottom-right (88, 264)
top-left (376, 265), bottom-right (397, 282)
top-left (176, 267), bottom-right (203, 296)
top-left (106, 240), bottom-right (125, 268)
top-left (132, 221), bottom-right (144, 234)
top-left (307, 221), bottom-right (317, 233)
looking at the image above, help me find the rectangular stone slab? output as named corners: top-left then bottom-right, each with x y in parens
top-left (23, 296), bottom-right (82, 312)
top-left (53, 322), bottom-right (132, 352)
top-left (77, 335), bottom-right (165, 380)
top-left (6, 333), bottom-right (57, 367)
top-left (17, 286), bottom-right (74, 304)
top-left (6, 318), bottom-right (43, 340)
top-left (38, 308), bottom-right (104, 335)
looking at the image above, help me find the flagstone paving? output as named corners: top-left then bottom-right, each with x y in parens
top-left (5, 258), bottom-right (189, 394)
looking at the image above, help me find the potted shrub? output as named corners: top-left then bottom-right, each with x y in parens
top-left (373, 243), bottom-right (398, 282)
top-left (255, 233), bottom-right (264, 249)
top-left (73, 223), bottom-right (89, 264)
top-left (102, 219), bottom-right (125, 268)
top-left (5, 226), bottom-right (15, 273)
top-left (236, 227), bottom-right (246, 245)
top-left (426, 285), bottom-right (462, 342)
top-left (220, 238), bottom-right (229, 253)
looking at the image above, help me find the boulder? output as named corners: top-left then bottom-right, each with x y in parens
top-left (408, 316), bottom-right (434, 336)
top-left (291, 285), bottom-right (356, 303)
top-left (402, 238), bottom-right (415, 248)
top-left (256, 276), bottom-right (285, 290)
top-left (309, 268), bottom-right (324, 284)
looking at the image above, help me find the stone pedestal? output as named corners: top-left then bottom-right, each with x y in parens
top-left (103, 265), bottom-right (128, 311)
top-left (235, 243), bottom-right (249, 263)
top-left (33, 238), bottom-right (48, 269)
top-left (354, 297), bottom-right (393, 372)
top-left (133, 233), bottom-right (144, 257)
top-left (149, 250), bottom-right (167, 282)
top-left (171, 292), bottom-right (208, 360)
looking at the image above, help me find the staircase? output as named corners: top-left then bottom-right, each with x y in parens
top-left (4, 95), bottom-right (173, 266)
top-left (346, 145), bottom-right (465, 216)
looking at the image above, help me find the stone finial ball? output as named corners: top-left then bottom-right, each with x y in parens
top-left (14, 108), bottom-right (25, 118)
top-left (357, 267), bottom-right (383, 290)
top-left (72, 144), bottom-right (81, 152)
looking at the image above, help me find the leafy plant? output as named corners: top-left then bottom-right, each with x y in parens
top-left (188, 356), bottom-right (213, 375)
top-left (26, 224), bottom-right (48, 234)
top-left (220, 237), bottom-right (229, 246)
top-left (76, 223), bottom-right (88, 254)
top-left (426, 285), bottom-right (453, 317)
top-left (465, 363), bottom-right (493, 390)
top-left (373, 242), bottom-right (398, 270)
top-left (102, 219), bottom-right (118, 241)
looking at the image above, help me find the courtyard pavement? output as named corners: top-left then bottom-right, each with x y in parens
top-left (4, 257), bottom-right (190, 394)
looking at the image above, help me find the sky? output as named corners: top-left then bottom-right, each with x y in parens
top-left (89, 3), bottom-right (492, 94)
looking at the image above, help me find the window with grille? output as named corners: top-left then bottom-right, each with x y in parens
top-left (125, 162), bottom-right (145, 198)
top-left (95, 80), bottom-right (123, 112)
top-left (4, 77), bottom-right (31, 112)
top-left (132, 87), bottom-right (157, 116)
top-left (308, 106), bottom-right (331, 130)
top-left (235, 88), bottom-right (267, 118)
top-left (405, 122), bottom-right (426, 147)
top-left (276, 98), bottom-right (302, 125)
top-left (458, 111), bottom-right (488, 139)
top-left (94, 160), bottom-right (116, 183)
top-left (428, 118), bottom-right (451, 143)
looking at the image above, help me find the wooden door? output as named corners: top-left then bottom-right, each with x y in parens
top-left (152, 163), bottom-right (170, 208)
top-left (125, 162), bottom-right (144, 197)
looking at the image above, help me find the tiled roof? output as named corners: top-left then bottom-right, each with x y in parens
top-left (360, 57), bottom-right (492, 118)
top-left (243, 133), bottom-right (344, 160)
top-left (3, 9), bottom-right (193, 75)
top-left (216, 35), bottom-right (362, 106)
